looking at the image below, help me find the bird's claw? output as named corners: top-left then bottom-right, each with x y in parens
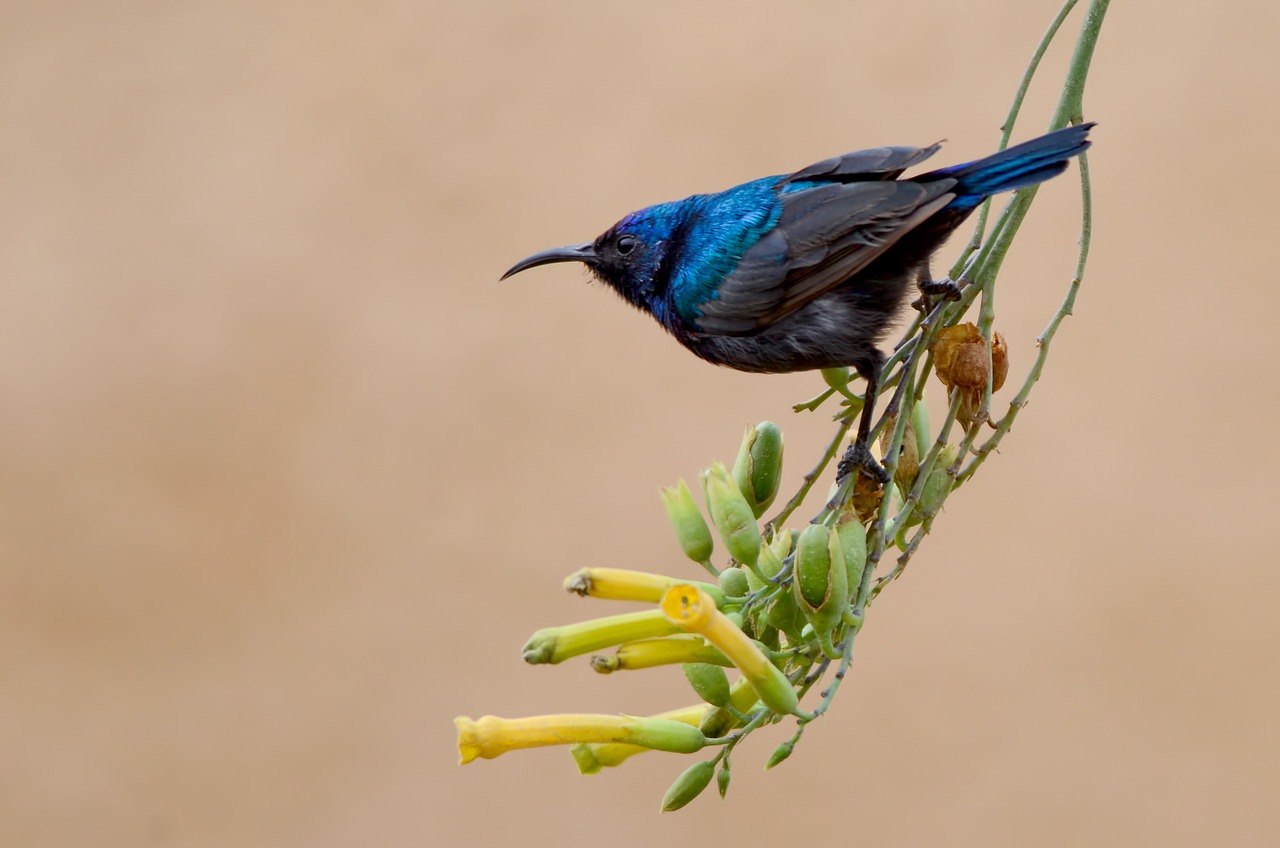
top-left (917, 277), bottom-right (964, 300)
top-left (837, 440), bottom-right (890, 484)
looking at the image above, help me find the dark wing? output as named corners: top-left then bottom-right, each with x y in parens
top-left (785, 143), bottom-right (943, 183)
top-left (696, 178), bottom-right (957, 334)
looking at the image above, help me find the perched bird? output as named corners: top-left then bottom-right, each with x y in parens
top-left (502, 123), bottom-right (1093, 481)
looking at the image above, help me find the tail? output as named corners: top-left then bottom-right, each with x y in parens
top-left (926, 123), bottom-right (1094, 209)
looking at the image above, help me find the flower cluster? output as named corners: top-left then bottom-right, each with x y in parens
top-left (454, 421), bottom-right (911, 810)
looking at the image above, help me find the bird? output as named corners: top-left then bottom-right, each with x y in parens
top-left (501, 123), bottom-right (1094, 482)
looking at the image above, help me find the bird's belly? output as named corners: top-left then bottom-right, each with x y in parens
top-left (683, 288), bottom-right (904, 374)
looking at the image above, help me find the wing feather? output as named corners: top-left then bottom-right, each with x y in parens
top-left (696, 179), bottom-right (955, 334)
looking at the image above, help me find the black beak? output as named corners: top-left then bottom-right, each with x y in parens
top-left (500, 242), bottom-right (598, 280)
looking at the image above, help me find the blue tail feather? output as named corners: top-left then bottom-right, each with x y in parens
top-left (930, 123), bottom-right (1093, 209)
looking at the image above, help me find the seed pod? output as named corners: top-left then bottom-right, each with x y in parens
top-left (683, 662), bottom-right (732, 708)
top-left (793, 524), bottom-right (850, 658)
top-left (703, 462), bottom-right (761, 569)
top-left (932, 324), bottom-right (1009, 427)
top-left (660, 480), bottom-right (714, 565)
top-left (879, 410), bottom-right (921, 491)
top-left (660, 760), bottom-right (716, 812)
top-left (933, 323), bottom-right (1002, 389)
top-left (732, 422), bottom-right (784, 517)
top-left (717, 762), bottom-right (731, 798)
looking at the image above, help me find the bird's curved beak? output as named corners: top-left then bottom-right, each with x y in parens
top-left (500, 242), bottom-right (598, 280)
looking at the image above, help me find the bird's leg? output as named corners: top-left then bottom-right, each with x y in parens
top-left (911, 265), bottom-right (963, 311)
top-left (836, 358), bottom-right (889, 484)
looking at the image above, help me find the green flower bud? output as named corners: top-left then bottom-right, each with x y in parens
top-left (837, 518), bottom-right (868, 600)
top-left (732, 421), bottom-right (784, 517)
top-left (793, 524), bottom-right (833, 610)
top-left (702, 462), bottom-right (761, 569)
top-left (917, 443), bottom-right (960, 519)
top-left (765, 739), bottom-right (795, 769)
top-left (660, 480), bottom-right (714, 565)
top-left (660, 760), bottom-right (716, 812)
top-left (910, 392), bottom-right (932, 461)
top-left (701, 677), bottom-right (762, 738)
top-left (683, 662), bottom-right (732, 708)
top-left (717, 762), bottom-right (731, 798)
top-left (766, 589), bottom-right (806, 640)
top-left (793, 523), bottom-right (850, 659)
top-left (717, 566), bottom-right (750, 598)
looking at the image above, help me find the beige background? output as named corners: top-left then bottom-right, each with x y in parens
top-left (2, 1), bottom-right (1277, 845)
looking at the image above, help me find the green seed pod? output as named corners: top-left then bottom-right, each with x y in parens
top-left (716, 762), bottom-right (731, 798)
top-left (717, 566), bottom-right (750, 598)
top-left (793, 523), bottom-right (849, 659)
top-left (836, 518), bottom-right (868, 600)
top-left (683, 662), bottom-right (732, 708)
top-left (660, 760), bottom-right (716, 812)
top-left (703, 462), bottom-right (761, 569)
top-left (660, 480), bottom-right (714, 565)
top-left (917, 443), bottom-right (960, 518)
top-left (732, 422), bottom-right (784, 517)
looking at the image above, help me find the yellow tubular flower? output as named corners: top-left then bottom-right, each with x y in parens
top-left (455, 713), bottom-right (706, 764)
top-left (593, 635), bottom-right (730, 674)
top-left (574, 678), bottom-right (759, 773)
top-left (522, 609), bottom-right (682, 665)
top-left (562, 567), bottom-right (726, 607)
top-left (660, 584), bottom-right (799, 716)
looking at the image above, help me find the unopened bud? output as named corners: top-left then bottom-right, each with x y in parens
top-left (702, 462), bottom-right (761, 569)
top-left (732, 422), bottom-right (784, 517)
top-left (717, 566), bottom-right (750, 598)
top-left (836, 518), bottom-right (868, 599)
top-left (793, 523), bottom-right (850, 658)
top-left (660, 480), bottom-right (714, 565)
top-left (917, 443), bottom-right (959, 518)
top-left (683, 662), bottom-right (732, 708)
top-left (765, 739), bottom-right (795, 769)
top-left (660, 760), bottom-right (716, 812)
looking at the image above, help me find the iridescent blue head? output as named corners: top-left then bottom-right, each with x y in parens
top-left (500, 200), bottom-right (691, 320)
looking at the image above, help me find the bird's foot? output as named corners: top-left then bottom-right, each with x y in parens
top-left (837, 440), bottom-right (890, 485)
top-left (918, 277), bottom-right (963, 300)
top-left (912, 277), bottom-right (964, 311)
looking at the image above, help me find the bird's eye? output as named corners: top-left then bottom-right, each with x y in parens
top-left (615, 234), bottom-right (637, 256)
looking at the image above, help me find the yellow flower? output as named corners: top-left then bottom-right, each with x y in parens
top-left (591, 634), bottom-right (730, 674)
top-left (563, 567), bottom-right (725, 607)
top-left (522, 609), bottom-right (681, 665)
top-left (659, 584), bottom-right (799, 716)
top-left (571, 680), bottom-right (759, 773)
top-left (455, 713), bottom-right (706, 764)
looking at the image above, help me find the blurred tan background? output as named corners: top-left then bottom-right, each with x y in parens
top-left (2, 1), bottom-right (1277, 845)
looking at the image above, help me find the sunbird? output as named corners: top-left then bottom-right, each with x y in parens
top-left (503, 123), bottom-right (1093, 481)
